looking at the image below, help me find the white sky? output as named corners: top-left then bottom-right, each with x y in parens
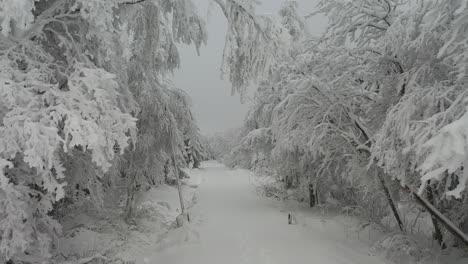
top-left (175, 0), bottom-right (326, 135)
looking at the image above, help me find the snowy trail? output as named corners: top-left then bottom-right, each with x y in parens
top-left (136, 161), bottom-right (388, 264)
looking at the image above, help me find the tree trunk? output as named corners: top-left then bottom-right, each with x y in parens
top-left (376, 168), bottom-right (406, 232)
top-left (309, 183), bottom-right (316, 207)
top-left (285, 176), bottom-right (292, 189)
top-left (409, 187), bottom-right (468, 247)
top-left (171, 142), bottom-right (188, 225)
top-left (124, 172), bottom-right (136, 221)
top-left (172, 155), bottom-right (186, 215)
top-left (193, 156), bottom-right (200, 169)
top-left (426, 185), bottom-right (446, 248)
top-left (349, 113), bottom-right (467, 244)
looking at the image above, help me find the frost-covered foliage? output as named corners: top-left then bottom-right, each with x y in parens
top-left (228, 0), bottom-right (468, 250)
top-left (213, 0), bottom-right (297, 98)
top-left (114, 0), bottom-right (208, 218)
top-left (0, 1), bottom-right (135, 261)
top-left (0, 0), bottom-right (288, 260)
top-left (0, 0), bottom-right (211, 262)
top-left (205, 127), bottom-right (244, 162)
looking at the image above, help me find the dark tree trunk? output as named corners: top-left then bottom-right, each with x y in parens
top-left (352, 121), bottom-right (405, 232)
top-left (309, 183), bottom-right (315, 207)
top-left (124, 171), bottom-right (137, 221)
top-left (285, 176), bottom-right (293, 189)
top-left (348, 106), bottom-right (467, 244)
top-left (193, 156), bottom-right (200, 169)
top-left (426, 184), bottom-right (446, 248)
top-left (376, 168), bottom-right (406, 232)
top-left (405, 186), bottom-right (468, 246)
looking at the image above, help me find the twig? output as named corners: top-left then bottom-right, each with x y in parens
top-left (120, 0), bottom-right (147, 5)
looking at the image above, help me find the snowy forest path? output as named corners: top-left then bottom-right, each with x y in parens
top-left (136, 161), bottom-right (388, 264)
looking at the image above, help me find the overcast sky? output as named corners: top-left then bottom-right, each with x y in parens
top-left (174, 0), bottom-right (326, 135)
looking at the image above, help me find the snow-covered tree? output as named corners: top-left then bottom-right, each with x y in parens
top-left (0, 1), bottom-right (140, 261)
top-left (205, 127), bottom-right (244, 161)
top-left (229, 0), bottom-right (468, 246)
top-left (0, 0), bottom-right (211, 261)
top-left (0, 0), bottom-right (307, 260)
top-left (212, 0), bottom-right (295, 98)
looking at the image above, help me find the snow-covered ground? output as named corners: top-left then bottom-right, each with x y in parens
top-left (54, 167), bottom-right (201, 263)
top-left (133, 161), bottom-right (388, 264)
top-left (54, 161), bottom-right (468, 264)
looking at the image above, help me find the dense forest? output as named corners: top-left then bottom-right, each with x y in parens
top-left (209, 0), bottom-right (468, 257)
top-left (1, 0), bottom-right (468, 263)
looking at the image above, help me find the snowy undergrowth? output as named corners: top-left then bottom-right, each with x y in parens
top-left (250, 173), bottom-right (468, 264)
top-left (284, 200), bottom-right (468, 264)
top-left (52, 169), bottom-right (202, 264)
top-left (302, 202), bottom-right (466, 264)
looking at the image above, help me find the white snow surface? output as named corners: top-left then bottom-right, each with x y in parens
top-left (134, 161), bottom-right (388, 264)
